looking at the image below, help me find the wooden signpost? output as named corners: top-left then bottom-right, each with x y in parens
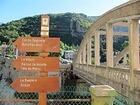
top-left (39, 15), bottom-right (50, 105)
top-left (13, 37), bottom-right (60, 52)
top-left (11, 76), bottom-right (59, 92)
top-left (12, 56), bottom-right (59, 72)
top-left (11, 15), bottom-right (60, 105)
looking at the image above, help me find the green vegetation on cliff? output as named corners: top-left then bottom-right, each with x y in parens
top-left (0, 13), bottom-right (99, 58)
top-left (0, 13), bottom-right (98, 46)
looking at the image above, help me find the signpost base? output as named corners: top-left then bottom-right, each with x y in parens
top-left (39, 93), bottom-right (47, 105)
top-left (39, 72), bottom-right (48, 105)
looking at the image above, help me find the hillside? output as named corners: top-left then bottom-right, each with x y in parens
top-left (0, 13), bottom-right (98, 46)
top-left (87, 16), bottom-right (99, 22)
top-left (0, 13), bottom-right (130, 63)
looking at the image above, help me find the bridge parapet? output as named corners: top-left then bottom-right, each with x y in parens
top-left (73, 63), bottom-right (140, 102)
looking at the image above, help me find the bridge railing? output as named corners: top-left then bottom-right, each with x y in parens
top-left (134, 70), bottom-right (140, 90)
top-left (73, 63), bottom-right (140, 102)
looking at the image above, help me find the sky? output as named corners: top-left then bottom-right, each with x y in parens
top-left (0, 0), bottom-right (129, 23)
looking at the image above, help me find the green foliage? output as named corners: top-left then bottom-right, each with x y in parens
top-left (5, 77), bottom-right (13, 84)
top-left (6, 41), bottom-right (14, 58)
top-left (88, 16), bottom-right (100, 22)
top-left (0, 13), bottom-right (99, 58)
top-left (0, 13), bottom-right (98, 46)
top-left (26, 52), bottom-right (39, 56)
top-left (122, 41), bottom-right (129, 48)
top-left (91, 58), bottom-right (94, 64)
top-left (60, 41), bottom-right (75, 57)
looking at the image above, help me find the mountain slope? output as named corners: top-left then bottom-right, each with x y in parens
top-left (0, 13), bottom-right (99, 46)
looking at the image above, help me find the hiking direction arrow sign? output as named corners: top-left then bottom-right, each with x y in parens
top-left (11, 76), bottom-right (59, 92)
top-left (12, 56), bottom-right (59, 72)
top-left (13, 36), bottom-right (60, 52)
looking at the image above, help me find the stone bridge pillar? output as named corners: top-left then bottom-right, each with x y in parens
top-left (82, 46), bottom-right (86, 64)
top-left (79, 52), bottom-right (82, 64)
top-left (106, 23), bottom-right (113, 67)
top-left (95, 31), bottom-right (100, 65)
top-left (90, 85), bottom-right (117, 105)
top-left (129, 19), bottom-right (139, 91)
top-left (87, 38), bottom-right (92, 65)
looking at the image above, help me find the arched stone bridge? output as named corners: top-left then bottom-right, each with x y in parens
top-left (73, 0), bottom-right (140, 102)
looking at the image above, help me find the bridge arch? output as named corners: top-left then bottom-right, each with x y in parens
top-left (74, 0), bottom-right (140, 102)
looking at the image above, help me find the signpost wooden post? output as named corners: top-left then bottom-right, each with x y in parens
top-left (39, 15), bottom-right (50, 105)
top-left (12, 15), bottom-right (60, 105)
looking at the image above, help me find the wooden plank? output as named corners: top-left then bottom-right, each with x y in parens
top-left (13, 36), bottom-right (60, 52)
top-left (11, 76), bottom-right (59, 92)
top-left (12, 56), bottom-right (59, 72)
